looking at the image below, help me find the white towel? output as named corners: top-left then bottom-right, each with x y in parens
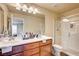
top-left (2, 46), bottom-right (12, 53)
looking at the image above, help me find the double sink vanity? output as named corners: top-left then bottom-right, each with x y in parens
top-left (0, 36), bottom-right (53, 56)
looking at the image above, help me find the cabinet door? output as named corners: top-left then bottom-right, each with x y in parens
top-left (40, 44), bottom-right (52, 56)
top-left (24, 48), bottom-right (39, 56)
top-left (24, 42), bottom-right (39, 51)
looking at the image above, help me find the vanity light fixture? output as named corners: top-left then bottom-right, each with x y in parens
top-left (33, 11), bottom-right (36, 14)
top-left (16, 3), bottom-right (39, 14)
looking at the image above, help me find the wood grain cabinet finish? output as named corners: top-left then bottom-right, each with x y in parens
top-left (24, 48), bottom-right (39, 56)
top-left (40, 44), bottom-right (52, 56)
top-left (24, 42), bottom-right (39, 51)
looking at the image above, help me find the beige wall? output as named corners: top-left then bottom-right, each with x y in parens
top-left (45, 13), bottom-right (55, 37)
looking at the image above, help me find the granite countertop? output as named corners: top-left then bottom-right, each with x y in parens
top-left (0, 36), bottom-right (52, 48)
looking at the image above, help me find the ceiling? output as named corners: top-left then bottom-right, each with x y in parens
top-left (35, 3), bottom-right (79, 14)
top-left (5, 3), bottom-right (79, 14)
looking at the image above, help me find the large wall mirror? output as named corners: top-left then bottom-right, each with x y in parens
top-left (10, 14), bottom-right (45, 37)
top-left (0, 4), bottom-right (45, 37)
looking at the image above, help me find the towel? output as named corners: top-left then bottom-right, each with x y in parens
top-left (2, 46), bottom-right (12, 53)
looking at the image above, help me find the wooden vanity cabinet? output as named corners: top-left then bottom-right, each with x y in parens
top-left (40, 44), bottom-right (52, 56)
top-left (0, 39), bottom-right (53, 56)
top-left (39, 39), bottom-right (52, 56)
top-left (23, 42), bottom-right (40, 56)
top-left (24, 48), bottom-right (39, 56)
top-left (23, 39), bottom-right (53, 56)
top-left (23, 42), bottom-right (39, 50)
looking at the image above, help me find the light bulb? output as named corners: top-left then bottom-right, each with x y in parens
top-left (28, 7), bottom-right (34, 13)
top-left (16, 7), bottom-right (21, 10)
top-left (16, 3), bottom-right (21, 10)
top-left (33, 11), bottom-right (36, 14)
top-left (34, 8), bottom-right (38, 12)
top-left (28, 10), bottom-right (32, 13)
top-left (22, 5), bottom-right (28, 12)
top-left (29, 7), bottom-right (33, 12)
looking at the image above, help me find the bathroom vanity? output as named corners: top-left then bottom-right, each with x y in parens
top-left (0, 37), bottom-right (54, 56)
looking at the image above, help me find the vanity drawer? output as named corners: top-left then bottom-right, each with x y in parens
top-left (40, 39), bottom-right (52, 46)
top-left (24, 48), bottom-right (39, 56)
top-left (12, 45), bottom-right (24, 54)
top-left (24, 42), bottom-right (39, 51)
